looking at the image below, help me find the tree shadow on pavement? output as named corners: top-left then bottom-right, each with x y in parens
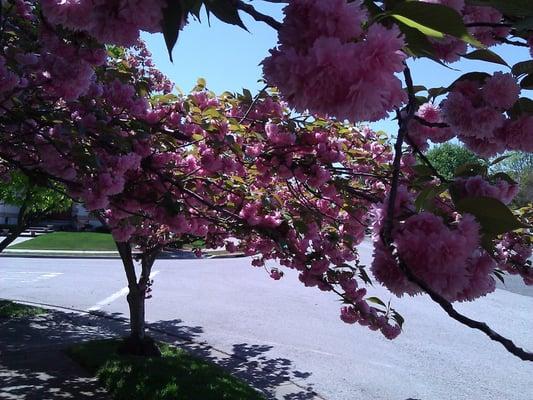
top-left (151, 320), bottom-right (320, 399)
top-left (0, 311), bottom-right (125, 400)
top-left (0, 310), bottom-right (320, 400)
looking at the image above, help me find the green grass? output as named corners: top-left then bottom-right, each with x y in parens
top-left (68, 340), bottom-right (265, 400)
top-left (9, 232), bottom-right (116, 251)
top-left (0, 300), bottom-right (46, 318)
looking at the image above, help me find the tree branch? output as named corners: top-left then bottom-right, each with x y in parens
top-left (382, 64), bottom-right (533, 362)
top-left (236, 1), bottom-right (282, 30)
top-left (397, 256), bottom-right (533, 361)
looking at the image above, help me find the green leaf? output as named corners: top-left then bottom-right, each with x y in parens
top-left (491, 172), bottom-right (518, 185)
top-left (397, 23), bottom-right (437, 59)
top-left (204, 0), bottom-right (247, 30)
top-left (390, 2), bottom-right (482, 47)
top-left (428, 86), bottom-right (449, 98)
top-left (449, 72), bottom-right (491, 89)
top-left (465, 0), bottom-right (533, 17)
top-left (412, 85), bottom-right (428, 94)
top-left (415, 184), bottom-right (449, 212)
top-left (242, 88), bottom-right (253, 103)
top-left (511, 60), bottom-right (533, 77)
top-left (508, 97), bottom-right (533, 119)
top-left (490, 155), bottom-right (512, 166)
top-left (462, 49), bottom-right (509, 67)
top-left (392, 310), bottom-right (405, 328)
top-left (412, 164), bottom-right (435, 178)
top-left (520, 74), bottom-right (533, 90)
top-left (358, 267), bottom-right (373, 286)
top-left (454, 162), bottom-right (488, 177)
top-left (162, 0), bottom-right (184, 62)
top-left (367, 297), bottom-right (386, 307)
top-left (512, 16), bottom-right (533, 31)
top-left (493, 269), bottom-right (506, 284)
top-left (455, 196), bottom-right (528, 235)
top-left (196, 78), bottom-right (207, 90)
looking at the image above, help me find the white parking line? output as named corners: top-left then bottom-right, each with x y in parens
top-left (0, 271), bottom-right (63, 283)
top-left (87, 270), bottom-right (160, 311)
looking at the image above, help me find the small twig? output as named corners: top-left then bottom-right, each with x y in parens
top-left (413, 116), bottom-right (449, 129)
top-left (404, 132), bottom-right (448, 182)
top-left (495, 36), bottom-right (529, 48)
top-left (465, 22), bottom-right (512, 28)
top-left (239, 85), bottom-right (268, 124)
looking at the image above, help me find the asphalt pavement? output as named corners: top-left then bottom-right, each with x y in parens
top-left (1, 240), bottom-right (532, 400)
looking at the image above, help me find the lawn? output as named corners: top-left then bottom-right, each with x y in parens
top-left (9, 232), bottom-right (116, 251)
top-left (0, 300), bottom-right (46, 318)
top-left (68, 339), bottom-right (265, 400)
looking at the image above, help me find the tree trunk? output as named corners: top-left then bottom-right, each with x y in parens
top-left (0, 192), bottom-right (32, 253)
top-left (0, 227), bottom-right (24, 252)
top-left (115, 241), bottom-right (161, 356)
top-left (127, 285), bottom-right (146, 341)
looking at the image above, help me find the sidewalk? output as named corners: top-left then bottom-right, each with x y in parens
top-left (0, 311), bottom-right (117, 399)
top-left (0, 304), bottom-right (323, 400)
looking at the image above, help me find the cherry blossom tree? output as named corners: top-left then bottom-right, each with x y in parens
top-left (2, 0), bottom-right (533, 361)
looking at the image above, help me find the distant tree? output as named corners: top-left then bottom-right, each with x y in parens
top-left (0, 171), bottom-right (72, 251)
top-left (494, 153), bottom-right (533, 207)
top-left (426, 143), bottom-right (483, 180)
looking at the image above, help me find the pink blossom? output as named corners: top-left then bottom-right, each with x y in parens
top-left (340, 306), bottom-right (359, 324)
top-left (112, 224), bottom-right (136, 243)
top-left (442, 74), bottom-right (521, 156)
top-left (482, 72), bottom-right (520, 110)
top-left (429, 37), bottom-right (467, 63)
top-left (42, 0), bottom-right (168, 47)
top-left (455, 252), bottom-right (496, 301)
top-left (0, 56), bottom-right (20, 96)
top-left (381, 324), bottom-right (402, 340)
top-left (408, 103), bottom-right (455, 149)
top-left (464, 6), bottom-right (510, 47)
top-left (501, 116), bottom-right (533, 153)
top-left (454, 175), bottom-right (519, 205)
top-left (270, 268), bottom-right (284, 280)
top-left (263, 17), bottom-right (406, 122)
top-left (372, 212), bottom-right (492, 302)
top-left (278, 0), bottom-right (366, 51)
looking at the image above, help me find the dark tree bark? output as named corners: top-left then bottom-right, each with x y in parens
top-left (115, 241), bottom-right (162, 356)
top-left (0, 190), bottom-right (32, 252)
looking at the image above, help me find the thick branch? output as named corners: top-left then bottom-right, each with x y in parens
top-left (236, 1), bottom-right (282, 30)
top-left (383, 64), bottom-right (533, 362)
top-left (116, 241), bottom-right (138, 288)
top-left (397, 257), bottom-right (533, 361)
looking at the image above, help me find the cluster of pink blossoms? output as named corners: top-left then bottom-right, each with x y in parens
top-left (496, 233), bottom-right (533, 286)
top-left (453, 175), bottom-right (519, 205)
top-left (442, 72), bottom-right (531, 156)
top-left (423, 1), bottom-right (509, 62)
top-left (41, 0), bottom-right (167, 46)
top-left (372, 196), bottom-right (496, 302)
top-left (262, 0), bottom-right (406, 122)
top-left (407, 103), bottom-right (454, 150)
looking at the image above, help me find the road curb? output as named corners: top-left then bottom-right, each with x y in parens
top-left (0, 250), bottom-right (247, 260)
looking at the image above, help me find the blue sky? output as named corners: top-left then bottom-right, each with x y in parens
top-left (142, 2), bottom-right (531, 134)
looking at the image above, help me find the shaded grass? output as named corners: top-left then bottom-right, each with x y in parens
top-left (0, 300), bottom-right (46, 318)
top-left (10, 232), bottom-right (116, 251)
top-left (68, 339), bottom-right (265, 400)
